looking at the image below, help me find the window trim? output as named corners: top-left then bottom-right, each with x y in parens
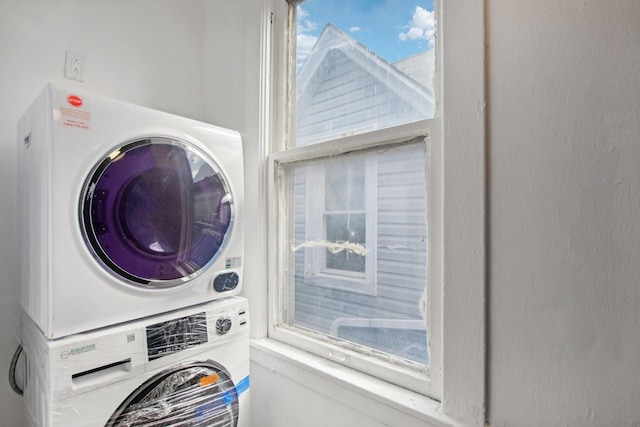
top-left (269, 118), bottom-right (438, 397)
top-left (256, 0), bottom-right (486, 424)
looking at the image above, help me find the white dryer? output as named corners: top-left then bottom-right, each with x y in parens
top-left (18, 83), bottom-right (244, 338)
top-left (22, 296), bottom-right (250, 427)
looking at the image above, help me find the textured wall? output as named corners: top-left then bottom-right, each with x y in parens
top-left (487, 1), bottom-right (640, 425)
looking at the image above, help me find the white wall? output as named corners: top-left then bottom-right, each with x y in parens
top-left (250, 362), bottom-right (429, 427)
top-left (203, 1), bottom-right (247, 132)
top-left (0, 1), bottom-right (205, 424)
top-left (487, 0), bottom-right (640, 425)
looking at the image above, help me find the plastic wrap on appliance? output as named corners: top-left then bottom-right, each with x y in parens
top-left (107, 365), bottom-right (243, 427)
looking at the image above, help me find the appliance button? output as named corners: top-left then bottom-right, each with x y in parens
top-left (216, 317), bottom-right (232, 335)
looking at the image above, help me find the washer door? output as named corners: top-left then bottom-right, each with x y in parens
top-left (81, 138), bottom-right (233, 287)
top-left (105, 361), bottom-right (240, 427)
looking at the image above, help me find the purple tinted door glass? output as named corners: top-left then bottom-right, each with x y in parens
top-left (82, 139), bottom-right (232, 286)
top-left (120, 167), bottom-right (186, 255)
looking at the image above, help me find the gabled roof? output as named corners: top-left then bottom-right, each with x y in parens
top-left (296, 24), bottom-right (435, 145)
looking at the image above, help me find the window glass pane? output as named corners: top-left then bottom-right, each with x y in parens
top-left (325, 159), bottom-right (365, 211)
top-left (325, 213), bottom-right (366, 272)
top-left (286, 141), bottom-right (428, 365)
top-left (82, 139), bottom-right (232, 286)
top-left (294, 0), bottom-right (436, 147)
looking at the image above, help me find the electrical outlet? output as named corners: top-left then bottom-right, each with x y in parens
top-left (64, 51), bottom-right (85, 82)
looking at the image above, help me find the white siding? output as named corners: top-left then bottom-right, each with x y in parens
top-left (295, 25), bottom-right (434, 147)
top-left (291, 144), bottom-right (428, 363)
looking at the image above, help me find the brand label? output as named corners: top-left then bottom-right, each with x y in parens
top-left (60, 343), bottom-right (97, 359)
top-left (67, 94), bottom-right (83, 107)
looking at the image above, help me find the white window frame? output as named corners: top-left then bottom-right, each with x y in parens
top-left (270, 124), bottom-right (435, 397)
top-left (253, 0), bottom-right (486, 424)
top-left (268, 0), bottom-right (441, 399)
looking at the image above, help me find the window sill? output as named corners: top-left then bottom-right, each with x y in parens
top-left (250, 338), bottom-right (465, 427)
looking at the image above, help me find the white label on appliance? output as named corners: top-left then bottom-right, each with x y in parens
top-left (225, 257), bottom-right (243, 269)
top-left (55, 89), bottom-right (92, 131)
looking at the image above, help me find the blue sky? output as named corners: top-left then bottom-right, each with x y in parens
top-left (297, 0), bottom-right (436, 68)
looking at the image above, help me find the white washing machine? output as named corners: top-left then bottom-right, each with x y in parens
top-left (22, 296), bottom-right (250, 427)
top-left (18, 83), bottom-right (244, 339)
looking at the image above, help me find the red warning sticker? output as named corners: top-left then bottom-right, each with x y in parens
top-left (67, 95), bottom-right (83, 107)
top-left (56, 90), bottom-right (92, 131)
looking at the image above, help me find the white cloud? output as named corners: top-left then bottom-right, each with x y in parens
top-left (297, 33), bottom-right (319, 70)
top-left (349, 26), bottom-right (361, 33)
top-left (299, 19), bottom-right (318, 33)
top-left (399, 6), bottom-right (436, 48)
top-left (296, 6), bottom-right (320, 71)
top-left (297, 6), bottom-right (309, 20)
top-left (297, 6), bottom-right (318, 33)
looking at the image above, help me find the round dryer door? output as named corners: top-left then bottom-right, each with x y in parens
top-left (80, 138), bottom-right (233, 287)
top-left (105, 361), bottom-right (240, 427)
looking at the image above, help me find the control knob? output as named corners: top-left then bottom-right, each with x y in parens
top-left (215, 317), bottom-right (232, 335)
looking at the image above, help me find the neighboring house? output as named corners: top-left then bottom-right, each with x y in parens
top-left (392, 49), bottom-right (436, 96)
top-left (295, 24), bottom-right (435, 146)
top-left (292, 24), bottom-right (433, 364)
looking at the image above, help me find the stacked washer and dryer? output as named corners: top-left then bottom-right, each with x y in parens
top-left (16, 83), bottom-right (249, 426)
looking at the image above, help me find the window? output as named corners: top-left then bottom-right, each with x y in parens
top-left (300, 154), bottom-right (377, 294)
top-left (268, 0), bottom-right (440, 398)
top-left (258, 0), bottom-right (486, 423)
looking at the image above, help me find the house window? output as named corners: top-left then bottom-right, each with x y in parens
top-left (269, 0), bottom-right (440, 397)
top-left (323, 159), bottom-right (366, 274)
top-left (300, 154), bottom-right (377, 295)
